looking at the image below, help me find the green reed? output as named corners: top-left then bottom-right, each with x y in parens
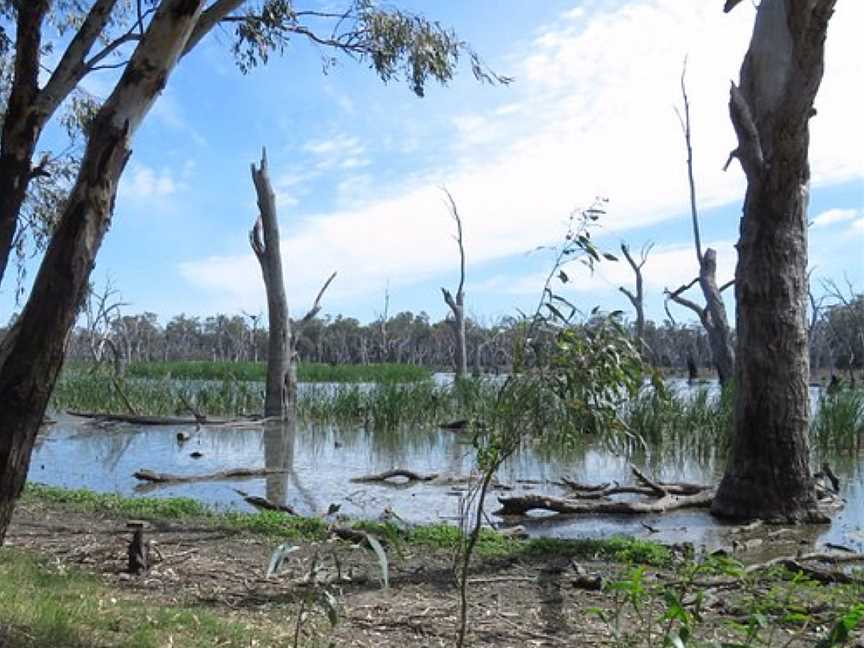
top-left (812, 387), bottom-right (864, 453)
top-left (125, 360), bottom-right (430, 383)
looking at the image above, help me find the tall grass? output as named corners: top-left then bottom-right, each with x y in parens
top-left (297, 377), bottom-right (500, 428)
top-left (51, 371), bottom-right (500, 428)
top-left (51, 373), bottom-right (264, 417)
top-left (622, 384), bottom-right (734, 460)
top-left (811, 388), bottom-right (864, 453)
top-left (125, 360), bottom-right (431, 383)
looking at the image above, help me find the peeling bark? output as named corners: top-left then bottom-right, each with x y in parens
top-left (712, 0), bottom-right (837, 522)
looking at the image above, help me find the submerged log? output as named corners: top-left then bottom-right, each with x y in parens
top-left (70, 411), bottom-right (278, 427)
top-left (351, 469), bottom-right (439, 483)
top-left (495, 490), bottom-right (715, 517)
top-left (133, 467), bottom-right (287, 484)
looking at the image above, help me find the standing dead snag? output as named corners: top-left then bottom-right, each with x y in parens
top-left (249, 148), bottom-right (336, 419)
top-left (712, 0), bottom-right (837, 522)
top-left (440, 189), bottom-right (468, 379)
top-left (619, 242), bottom-right (652, 354)
top-left (665, 62), bottom-right (735, 385)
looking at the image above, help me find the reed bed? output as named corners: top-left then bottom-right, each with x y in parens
top-left (124, 360), bottom-right (431, 383)
top-left (812, 387), bottom-right (864, 453)
top-left (50, 370), bottom-right (863, 456)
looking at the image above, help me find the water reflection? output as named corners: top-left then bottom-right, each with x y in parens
top-left (30, 381), bottom-right (863, 554)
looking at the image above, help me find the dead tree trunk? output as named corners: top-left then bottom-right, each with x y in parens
top-left (712, 0), bottom-right (836, 522)
top-left (250, 150), bottom-right (336, 419)
top-left (250, 150), bottom-right (294, 419)
top-left (666, 64), bottom-right (736, 385)
top-left (619, 242), bottom-right (652, 353)
top-left (441, 189), bottom-right (467, 378)
top-left (0, 0), bottom-right (206, 545)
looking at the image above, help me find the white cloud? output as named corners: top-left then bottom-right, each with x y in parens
top-left (118, 164), bottom-right (179, 204)
top-left (180, 0), bottom-right (861, 310)
top-left (850, 219), bottom-right (864, 235)
top-left (812, 208), bottom-right (859, 228)
top-left (304, 136), bottom-right (364, 158)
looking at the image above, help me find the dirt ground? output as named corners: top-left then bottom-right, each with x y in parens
top-left (5, 500), bottom-right (863, 647)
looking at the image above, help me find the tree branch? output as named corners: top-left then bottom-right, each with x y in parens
top-left (678, 58), bottom-right (703, 265)
top-left (297, 271), bottom-right (337, 329)
top-left (442, 187), bottom-right (465, 300)
top-left (183, 0), bottom-right (246, 57)
top-left (37, 0), bottom-right (118, 114)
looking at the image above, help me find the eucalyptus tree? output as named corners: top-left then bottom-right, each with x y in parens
top-left (0, 0), bottom-right (506, 543)
top-left (712, 0), bottom-right (838, 521)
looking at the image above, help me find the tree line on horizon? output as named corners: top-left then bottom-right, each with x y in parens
top-left (2, 289), bottom-right (857, 378)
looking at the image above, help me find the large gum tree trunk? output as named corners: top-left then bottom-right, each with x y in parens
top-left (250, 150), bottom-right (296, 419)
top-left (0, 0), bottom-right (205, 545)
top-left (712, 0), bottom-right (836, 521)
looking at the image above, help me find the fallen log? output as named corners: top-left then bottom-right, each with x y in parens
top-left (495, 490), bottom-right (715, 517)
top-left (133, 467), bottom-right (287, 484)
top-left (438, 419), bottom-right (469, 430)
top-left (351, 469), bottom-right (438, 483)
top-left (233, 489), bottom-right (297, 515)
top-left (70, 411), bottom-right (275, 427)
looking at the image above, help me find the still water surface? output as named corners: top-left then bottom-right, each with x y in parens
top-left (32, 380), bottom-right (863, 554)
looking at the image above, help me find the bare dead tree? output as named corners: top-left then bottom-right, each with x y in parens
top-left (713, 0), bottom-right (838, 522)
top-left (440, 188), bottom-right (468, 378)
top-left (241, 309), bottom-right (262, 362)
top-left (250, 148), bottom-right (336, 418)
top-left (619, 241), bottom-right (653, 353)
top-left (379, 282), bottom-right (390, 362)
top-left (665, 60), bottom-right (735, 385)
top-left (821, 276), bottom-right (863, 386)
top-left (82, 277), bottom-right (129, 377)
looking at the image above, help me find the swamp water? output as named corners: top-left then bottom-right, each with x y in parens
top-left (31, 380), bottom-right (864, 556)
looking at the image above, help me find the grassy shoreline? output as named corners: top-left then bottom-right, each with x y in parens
top-left (20, 482), bottom-right (670, 564)
top-left (7, 483), bottom-right (864, 647)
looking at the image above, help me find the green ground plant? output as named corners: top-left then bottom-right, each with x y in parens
top-left (0, 548), bottom-right (283, 648)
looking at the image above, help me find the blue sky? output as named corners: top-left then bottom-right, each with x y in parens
top-left (2, 0), bottom-right (862, 326)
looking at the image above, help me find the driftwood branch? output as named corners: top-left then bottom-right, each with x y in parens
top-left (351, 469), bottom-right (439, 484)
top-left (495, 490), bottom-right (715, 516)
top-left (500, 468), bottom-right (713, 516)
top-left (69, 411), bottom-right (264, 426)
top-left (133, 467), bottom-right (287, 484)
